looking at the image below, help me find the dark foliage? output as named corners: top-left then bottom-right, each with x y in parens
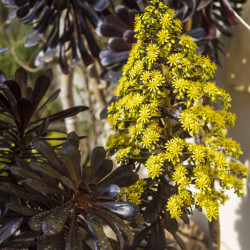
top-left (100, 0), bottom-right (245, 119)
top-left (2, 0), bottom-right (113, 74)
top-left (0, 67), bottom-right (88, 164)
top-left (100, 0), bottom-right (244, 83)
top-left (0, 132), bottom-right (139, 249)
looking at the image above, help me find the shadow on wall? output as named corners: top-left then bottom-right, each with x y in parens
top-left (235, 174), bottom-right (250, 250)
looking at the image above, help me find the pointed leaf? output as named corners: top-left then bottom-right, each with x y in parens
top-left (61, 176), bottom-right (76, 190)
top-left (15, 67), bottom-right (27, 97)
top-left (99, 201), bottom-right (139, 219)
top-left (91, 208), bottom-right (134, 246)
top-left (42, 205), bottom-right (71, 236)
top-left (143, 198), bottom-right (158, 224)
top-left (99, 184), bottom-right (120, 199)
top-left (173, 233), bottom-right (186, 250)
top-left (35, 89), bottom-right (60, 114)
top-left (17, 98), bottom-right (33, 134)
top-left (7, 201), bottom-right (40, 216)
top-left (0, 182), bottom-right (48, 203)
top-left (150, 221), bottom-right (166, 250)
top-left (29, 210), bottom-right (54, 231)
top-left (0, 218), bottom-right (23, 244)
top-left (36, 234), bottom-right (60, 250)
top-left (31, 74), bottom-right (50, 111)
top-left (29, 162), bottom-right (62, 180)
top-left (21, 178), bottom-right (66, 195)
top-left (66, 209), bottom-right (83, 250)
top-left (164, 212), bottom-right (178, 234)
top-left (32, 138), bottom-right (63, 173)
top-left (94, 159), bottom-right (113, 183)
top-left (90, 146), bottom-right (106, 169)
top-left (87, 213), bottom-right (113, 250)
top-left (99, 165), bottom-right (138, 187)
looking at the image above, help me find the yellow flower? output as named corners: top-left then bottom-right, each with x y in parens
top-left (138, 105), bottom-right (151, 123)
top-left (146, 43), bottom-right (160, 64)
top-left (157, 29), bottom-right (170, 45)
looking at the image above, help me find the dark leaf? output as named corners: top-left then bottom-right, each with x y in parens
top-left (116, 6), bottom-right (134, 28)
top-left (31, 74), bottom-right (50, 112)
top-left (94, 159), bottom-right (113, 182)
top-left (59, 44), bottom-right (71, 74)
top-left (37, 117), bottom-right (50, 136)
top-left (95, 209), bottom-right (134, 246)
top-left (150, 221), bottom-right (166, 250)
top-left (62, 154), bottom-right (79, 183)
top-left (29, 210), bottom-right (54, 231)
top-left (42, 205), bottom-right (71, 235)
top-left (123, 29), bottom-right (136, 43)
top-left (128, 225), bottom-right (152, 250)
top-left (99, 184), bottom-right (121, 199)
top-left (36, 89), bottom-right (60, 114)
top-left (29, 161), bottom-right (62, 180)
top-left (180, 212), bottom-right (190, 225)
top-left (99, 165), bottom-right (138, 188)
top-left (100, 50), bottom-right (129, 67)
top-left (16, 98), bottom-right (33, 134)
top-left (5, 80), bottom-right (21, 101)
top-left (87, 213), bottom-right (113, 250)
top-left (90, 146), bottom-right (106, 170)
top-left (143, 197), bottom-right (158, 224)
top-left (173, 233), bottom-right (186, 250)
top-left (61, 176), bottom-right (76, 190)
top-left (164, 212), bottom-right (178, 234)
top-left (77, 10), bottom-right (100, 58)
top-left (0, 218), bottom-right (23, 244)
top-left (7, 201), bottom-right (40, 216)
top-left (21, 178), bottom-right (66, 195)
top-left (108, 37), bottom-right (132, 51)
top-left (0, 182), bottom-right (48, 203)
top-left (0, 231), bottom-right (40, 249)
top-left (66, 209), bottom-right (83, 250)
top-left (32, 138), bottom-right (63, 173)
top-left (36, 234), bottom-right (60, 250)
top-left (99, 201), bottom-right (139, 219)
top-left (47, 106), bottom-right (89, 122)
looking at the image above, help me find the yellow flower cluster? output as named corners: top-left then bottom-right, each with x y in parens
top-left (119, 179), bottom-right (147, 205)
top-left (106, 0), bottom-right (248, 222)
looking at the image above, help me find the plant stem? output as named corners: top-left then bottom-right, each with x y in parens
top-left (208, 213), bottom-right (220, 250)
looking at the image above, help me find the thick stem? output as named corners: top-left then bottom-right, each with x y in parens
top-left (208, 213), bottom-right (220, 250)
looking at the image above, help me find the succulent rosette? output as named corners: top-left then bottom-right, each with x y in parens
top-left (2, 0), bottom-right (113, 73)
top-left (0, 132), bottom-right (139, 249)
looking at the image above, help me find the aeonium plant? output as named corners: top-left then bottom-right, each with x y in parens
top-left (0, 132), bottom-right (139, 249)
top-left (106, 0), bottom-right (248, 248)
top-left (0, 66), bottom-right (87, 164)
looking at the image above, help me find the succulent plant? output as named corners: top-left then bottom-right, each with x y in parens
top-left (0, 67), bottom-right (87, 164)
top-left (2, 0), bottom-right (114, 73)
top-left (0, 132), bottom-right (139, 249)
top-left (106, 0), bottom-right (248, 248)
